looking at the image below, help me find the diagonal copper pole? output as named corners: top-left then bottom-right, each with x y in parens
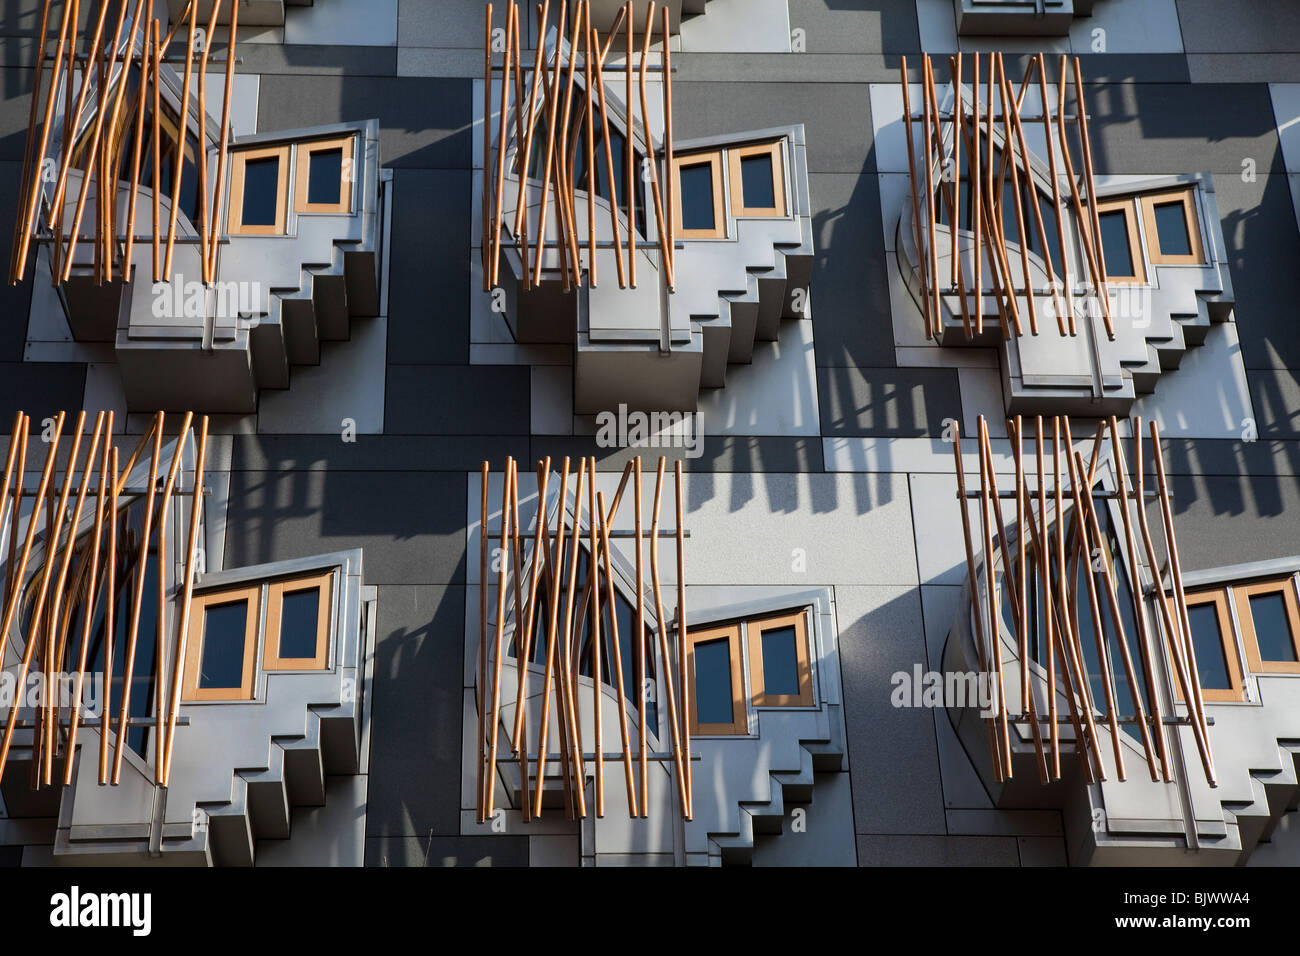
top-left (10, 0), bottom-right (56, 284)
top-left (534, 457), bottom-right (570, 818)
top-left (161, 0), bottom-right (198, 280)
top-left (511, 458), bottom-right (549, 752)
top-left (597, 488), bottom-right (638, 815)
top-left (207, 0), bottom-right (239, 281)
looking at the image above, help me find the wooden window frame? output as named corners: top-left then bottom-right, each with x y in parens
top-left (672, 150), bottom-right (726, 239)
top-left (727, 140), bottom-right (787, 219)
top-left (1167, 588), bottom-right (1247, 703)
top-left (183, 585), bottom-right (261, 702)
top-left (1234, 577), bottom-right (1300, 676)
top-left (228, 144), bottom-right (291, 236)
top-left (747, 610), bottom-right (814, 707)
top-left (1094, 196), bottom-right (1147, 286)
top-left (263, 571), bottom-right (334, 671)
top-left (686, 622), bottom-right (747, 736)
top-left (293, 135), bottom-right (356, 216)
top-left (1139, 187), bottom-right (1205, 266)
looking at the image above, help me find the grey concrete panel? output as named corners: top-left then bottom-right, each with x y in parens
top-left (0, 363), bottom-right (86, 430)
top-left (398, 0), bottom-right (528, 50)
top-left (523, 436), bottom-right (824, 472)
top-left (365, 585), bottom-right (466, 840)
top-left (231, 434), bottom-right (531, 472)
top-left (236, 44), bottom-right (399, 77)
top-left (365, 835), bottom-right (529, 867)
top-left (1248, 369), bottom-right (1300, 440)
top-left (257, 75), bottom-right (471, 168)
top-left (818, 365), bottom-right (962, 437)
top-left (1176, 0), bottom-right (1300, 53)
top-left (223, 469), bottom-right (469, 585)
top-left (1146, 473), bottom-right (1300, 572)
top-left (856, 833), bottom-right (1020, 865)
top-left (0, 67), bottom-right (37, 161)
top-left (385, 365), bottom-right (530, 435)
top-left (1188, 54), bottom-right (1300, 84)
top-left (786, 0), bottom-right (921, 53)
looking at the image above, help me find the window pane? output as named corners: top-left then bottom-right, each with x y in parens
top-left (1152, 200), bottom-right (1192, 257)
top-left (693, 636), bottom-right (734, 725)
top-left (678, 161), bottom-right (716, 231)
top-left (760, 625), bottom-right (801, 696)
top-left (740, 153), bottom-right (776, 209)
top-left (1248, 592), bottom-right (1297, 663)
top-left (1098, 209), bottom-right (1135, 277)
top-left (279, 588), bottom-right (321, 660)
top-left (307, 147), bottom-right (343, 206)
top-left (241, 156), bottom-right (281, 226)
top-left (1186, 603), bottom-right (1232, 690)
top-left (199, 600), bottom-right (248, 689)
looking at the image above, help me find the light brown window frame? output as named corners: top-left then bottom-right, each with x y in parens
top-left (227, 144), bottom-right (291, 236)
top-left (1233, 577), bottom-right (1300, 676)
top-left (183, 585), bottom-right (261, 702)
top-left (686, 622), bottom-right (747, 736)
top-left (672, 150), bottom-right (727, 239)
top-left (293, 135), bottom-right (356, 215)
top-left (1094, 196), bottom-right (1147, 285)
top-left (1138, 187), bottom-right (1204, 266)
top-left (747, 610), bottom-right (814, 707)
top-left (263, 571), bottom-right (334, 671)
top-left (1167, 589), bottom-right (1246, 703)
top-left (727, 140), bottom-right (787, 219)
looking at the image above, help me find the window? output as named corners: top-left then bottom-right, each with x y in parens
top-left (183, 585), bottom-right (261, 701)
top-left (294, 135), bottom-right (356, 215)
top-left (727, 141), bottom-right (786, 218)
top-left (1233, 578), bottom-right (1300, 675)
top-left (228, 145), bottom-right (290, 235)
top-left (1169, 589), bottom-right (1246, 703)
top-left (1095, 196), bottom-right (1146, 285)
top-left (686, 622), bottom-right (747, 735)
top-left (672, 151), bottom-right (726, 239)
top-left (1139, 187), bottom-right (1204, 265)
top-left (747, 611), bottom-right (813, 707)
top-left (264, 571), bottom-right (333, 671)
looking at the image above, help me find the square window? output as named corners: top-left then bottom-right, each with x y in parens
top-left (672, 151), bottom-right (725, 239)
top-left (727, 141), bottom-right (786, 218)
top-left (1168, 589), bottom-right (1245, 702)
top-left (183, 585), bottom-right (261, 701)
top-left (747, 611), bottom-right (814, 707)
top-left (1139, 187), bottom-right (1204, 265)
top-left (227, 145), bottom-right (290, 235)
top-left (686, 623), bottom-right (746, 735)
top-left (264, 571), bottom-right (333, 671)
top-left (1234, 578), bottom-right (1300, 675)
top-left (294, 135), bottom-right (356, 215)
top-left (1094, 197), bottom-right (1146, 285)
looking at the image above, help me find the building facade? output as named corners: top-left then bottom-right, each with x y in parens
top-left (1, 0), bottom-right (1300, 868)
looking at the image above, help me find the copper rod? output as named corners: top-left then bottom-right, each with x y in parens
top-left (489, 2), bottom-right (515, 290)
top-left (971, 53), bottom-right (982, 334)
top-left (511, 458), bottom-right (550, 751)
top-left (899, 57), bottom-right (932, 340)
top-left (587, 458), bottom-right (604, 815)
top-left (1034, 56), bottom-right (1073, 333)
top-left (560, 457), bottom-right (587, 815)
top-left (534, 457), bottom-right (570, 818)
top-left (625, 3), bottom-right (636, 287)
top-left (0, 413), bottom-right (25, 605)
top-left (1035, 418), bottom-right (1059, 776)
top-left (510, 4), bottom-right (529, 294)
top-left (661, 2), bottom-right (674, 279)
top-left (10, 0), bottom-right (55, 282)
top-left (112, 413), bottom-right (161, 497)
top-left (1072, 56), bottom-right (1113, 339)
top-left (476, 461), bottom-right (489, 820)
top-left (597, 489), bottom-right (638, 815)
top-left (554, 0), bottom-right (583, 287)
top-left (100, 444), bottom-right (118, 785)
top-left (563, 4), bottom-right (588, 282)
top-left (674, 460), bottom-right (691, 816)
top-left (584, 4), bottom-right (598, 286)
top-left (509, 455), bottom-right (530, 821)
top-left (921, 56), bottom-right (942, 335)
top-left (194, 1), bottom-right (223, 285)
top-left (649, 457), bottom-right (688, 812)
top-left (931, 56), bottom-right (970, 339)
top-left (481, 3), bottom-right (493, 290)
top-left (1012, 416), bottom-right (1029, 707)
top-left (976, 417), bottom-right (1011, 775)
top-left (123, 11), bottom-right (152, 281)
top-left (486, 457), bottom-right (514, 818)
top-left (159, 1), bottom-right (197, 53)
top-left (950, 52), bottom-right (962, 294)
top-left (591, 25), bottom-right (626, 287)
top-left (111, 411), bottom-right (160, 783)
top-left (636, 2), bottom-right (672, 289)
top-left (207, 0), bottom-right (239, 281)
top-left (985, 54), bottom-right (1021, 336)
top-left (161, 415), bottom-right (206, 785)
top-left (151, 411), bottom-right (191, 782)
top-left (50, 0), bottom-right (79, 281)
top-left (101, 0), bottom-right (151, 278)
top-left (513, 0), bottom-right (550, 282)
top-left (997, 54), bottom-right (1038, 335)
top-left (1055, 55), bottom-right (1104, 338)
top-left (633, 456), bottom-right (647, 813)
top-left (151, 18), bottom-right (161, 281)
top-left (162, 0), bottom-right (198, 279)
top-left (532, 0), bottom-right (566, 287)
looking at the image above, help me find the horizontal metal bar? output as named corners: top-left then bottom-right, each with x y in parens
top-left (12, 486), bottom-right (209, 498)
top-left (3, 715), bottom-right (190, 729)
top-left (1006, 714), bottom-right (1214, 727)
top-left (959, 490), bottom-right (1161, 501)
top-left (498, 750), bottom-right (697, 763)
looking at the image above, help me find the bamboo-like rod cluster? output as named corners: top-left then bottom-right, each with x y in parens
top-left (476, 456), bottom-right (692, 823)
top-left (483, 1), bottom-right (675, 295)
top-left (10, 0), bottom-right (240, 288)
top-left (902, 53), bottom-right (1113, 343)
top-left (952, 414), bottom-right (1215, 788)
top-left (0, 410), bottom-right (208, 790)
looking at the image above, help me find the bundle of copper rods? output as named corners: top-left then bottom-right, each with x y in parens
top-left (952, 415), bottom-right (1215, 787)
top-left (10, 0), bottom-right (240, 288)
top-left (475, 456), bottom-right (693, 822)
top-left (0, 411), bottom-right (208, 790)
top-left (901, 53), bottom-right (1113, 343)
top-left (482, 1), bottom-right (675, 295)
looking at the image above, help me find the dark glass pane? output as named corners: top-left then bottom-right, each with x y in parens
top-left (740, 153), bottom-right (776, 209)
top-left (1098, 210), bottom-right (1135, 277)
top-left (199, 600), bottom-right (248, 689)
top-left (678, 161), bottom-right (715, 232)
top-left (1248, 592), bottom-right (1297, 663)
top-left (307, 148), bottom-right (343, 206)
top-left (1152, 200), bottom-right (1192, 257)
top-left (240, 157), bottom-right (280, 226)
top-left (278, 588), bottom-right (320, 660)
top-left (1186, 603), bottom-right (1232, 691)
top-left (760, 625), bottom-right (800, 696)
top-left (693, 636), bottom-right (734, 725)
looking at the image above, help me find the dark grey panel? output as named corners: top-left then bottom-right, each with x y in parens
top-left (786, 0), bottom-right (920, 53)
top-left (231, 434), bottom-right (530, 471)
top-left (527, 436), bottom-right (824, 473)
top-left (365, 834), bottom-right (529, 867)
top-left (237, 45), bottom-right (398, 77)
top-left (1187, 53), bottom-right (1300, 83)
top-left (856, 834), bottom-right (1021, 866)
top-left (0, 66), bottom-right (36, 161)
top-left (1247, 369), bottom-right (1300, 441)
top-left (398, 0), bottom-right (528, 49)
top-left (0, 363), bottom-right (85, 430)
top-left (809, 172), bottom-right (895, 368)
top-left (385, 365), bottom-right (529, 435)
top-left (365, 585), bottom-right (466, 840)
top-left (1176, 0), bottom-right (1300, 53)
top-left (0, 161), bottom-right (34, 362)
top-left (1146, 473), bottom-right (1300, 573)
top-left (818, 365), bottom-right (962, 437)
top-left (257, 75), bottom-right (471, 169)
top-left (223, 469), bottom-right (468, 585)
top-left (387, 169), bottom-right (471, 365)
top-left (1152, 436), bottom-right (1300, 478)
top-left (0, 844), bottom-right (20, 866)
